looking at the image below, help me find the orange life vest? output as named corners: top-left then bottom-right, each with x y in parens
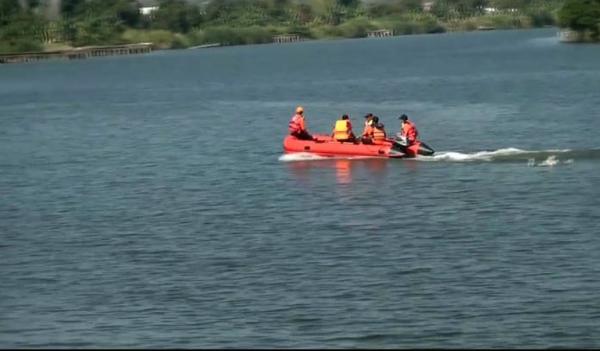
top-left (372, 124), bottom-right (386, 141)
top-left (333, 119), bottom-right (352, 140)
top-left (288, 114), bottom-right (305, 134)
top-left (402, 120), bottom-right (418, 143)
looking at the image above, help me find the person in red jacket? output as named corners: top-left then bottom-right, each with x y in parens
top-left (399, 114), bottom-right (418, 145)
top-left (288, 106), bottom-right (314, 140)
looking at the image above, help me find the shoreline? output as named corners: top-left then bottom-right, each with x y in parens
top-left (0, 27), bottom-right (578, 65)
top-left (557, 29), bottom-right (600, 43)
top-left (0, 43), bottom-right (153, 64)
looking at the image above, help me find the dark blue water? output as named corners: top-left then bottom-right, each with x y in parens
top-left (2, 28), bottom-right (600, 348)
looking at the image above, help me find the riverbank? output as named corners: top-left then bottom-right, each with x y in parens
top-left (0, 43), bottom-right (153, 64)
top-left (558, 29), bottom-right (600, 43)
top-left (0, 11), bottom-right (569, 65)
top-left (121, 13), bottom-right (556, 50)
top-left (0, 25), bottom-right (560, 65)
top-left (1, 0), bottom-right (565, 60)
top-left (7, 0), bottom-right (592, 63)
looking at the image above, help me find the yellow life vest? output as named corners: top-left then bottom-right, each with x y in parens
top-left (334, 119), bottom-right (350, 140)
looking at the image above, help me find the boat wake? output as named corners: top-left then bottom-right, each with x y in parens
top-left (416, 147), bottom-right (600, 165)
top-left (280, 148), bottom-right (600, 165)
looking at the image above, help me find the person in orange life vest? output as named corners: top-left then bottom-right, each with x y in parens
top-left (331, 114), bottom-right (356, 142)
top-left (370, 116), bottom-right (387, 143)
top-left (288, 106), bottom-right (314, 140)
top-left (362, 113), bottom-right (374, 137)
top-left (398, 114), bottom-right (418, 145)
top-left (361, 116), bottom-right (386, 144)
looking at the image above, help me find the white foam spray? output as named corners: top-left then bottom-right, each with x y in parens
top-left (278, 153), bottom-right (329, 162)
top-left (537, 155), bottom-right (559, 167)
top-left (278, 153), bottom-right (378, 162)
top-left (415, 148), bottom-right (535, 162)
top-left (279, 148), bottom-right (574, 164)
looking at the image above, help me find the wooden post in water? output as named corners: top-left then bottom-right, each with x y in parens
top-left (367, 29), bottom-right (393, 38)
top-left (273, 34), bottom-right (302, 44)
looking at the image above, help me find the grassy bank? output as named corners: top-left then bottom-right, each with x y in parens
top-left (115, 13), bottom-right (558, 51)
top-left (2, 0), bottom-right (576, 55)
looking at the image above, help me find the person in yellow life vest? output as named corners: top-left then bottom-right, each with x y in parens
top-left (331, 114), bottom-right (356, 143)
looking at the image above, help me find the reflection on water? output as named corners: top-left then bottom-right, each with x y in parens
top-left (335, 159), bottom-right (352, 184)
top-left (286, 157), bottom-right (390, 185)
top-left (402, 158), bottom-right (422, 173)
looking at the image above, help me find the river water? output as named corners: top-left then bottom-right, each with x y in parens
top-left (2, 28), bottom-right (600, 348)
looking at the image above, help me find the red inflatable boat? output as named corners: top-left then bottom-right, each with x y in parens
top-left (283, 134), bottom-right (435, 159)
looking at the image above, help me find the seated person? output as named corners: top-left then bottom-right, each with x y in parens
top-left (288, 106), bottom-right (314, 140)
top-left (331, 114), bottom-right (356, 142)
top-left (361, 116), bottom-right (386, 144)
top-left (362, 113), bottom-right (374, 136)
top-left (398, 114), bottom-right (418, 145)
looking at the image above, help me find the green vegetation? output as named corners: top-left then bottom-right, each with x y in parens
top-left (1, 0), bottom-right (590, 54)
top-left (0, 0), bottom-right (46, 53)
top-left (558, 0), bottom-right (600, 41)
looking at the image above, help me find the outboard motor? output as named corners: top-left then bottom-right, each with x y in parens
top-left (417, 141), bottom-right (435, 156)
top-left (391, 134), bottom-right (409, 154)
top-left (392, 133), bottom-right (435, 157)
top-left (394, 133), bottom-right (408, 147)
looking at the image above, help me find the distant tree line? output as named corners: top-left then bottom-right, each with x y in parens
top-left (2, 0), bottom-right (597, 53)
